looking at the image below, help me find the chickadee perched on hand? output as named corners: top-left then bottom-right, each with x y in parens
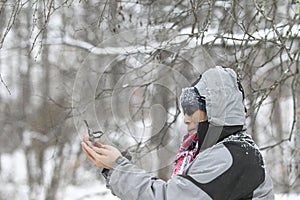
top-left (84, 120), bottom-right (104, 145)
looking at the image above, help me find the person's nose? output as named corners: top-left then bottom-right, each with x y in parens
top-left (184, 114), bottom-right (191, 125)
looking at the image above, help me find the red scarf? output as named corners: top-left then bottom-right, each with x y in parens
top-left (172, 132), bottom-right (199, 176)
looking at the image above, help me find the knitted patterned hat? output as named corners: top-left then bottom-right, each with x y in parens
top-left (180, 87), bottom-right (206, 115)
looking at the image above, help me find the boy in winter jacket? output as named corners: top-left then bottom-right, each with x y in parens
top-left (81, 66), bottom-right (274, 200)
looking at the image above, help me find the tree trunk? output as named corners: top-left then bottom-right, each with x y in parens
top-left (293, 60), bottom-right (300, 192)
top-left (244, 63), bottom-right (258, 142)
top-left (271, 92), bottom-right (288, 192)
top-left (150, 85), bottom-right (172, 180)
top-left (45, 143), bottom-right (65, 200)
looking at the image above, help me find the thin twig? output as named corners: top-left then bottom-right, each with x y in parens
top-left (0, 73), bottom-right (11, 95)
top-left (260, 138), bottom-right (290, 151)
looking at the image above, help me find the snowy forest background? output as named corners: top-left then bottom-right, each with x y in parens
top-left (0, 0), bottom-right (299, 199)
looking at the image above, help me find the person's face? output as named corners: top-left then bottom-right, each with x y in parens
top-left (183, 109), bottom-right (207, 135)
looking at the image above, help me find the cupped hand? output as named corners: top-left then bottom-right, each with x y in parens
top-left (81, 134), bottom-right (122, 169)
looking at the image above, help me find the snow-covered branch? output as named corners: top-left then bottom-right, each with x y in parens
top-left (44, 23), bottom-right (300, 56)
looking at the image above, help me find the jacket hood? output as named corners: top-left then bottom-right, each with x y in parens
top-left (194, 66), bottom-right (246, 127)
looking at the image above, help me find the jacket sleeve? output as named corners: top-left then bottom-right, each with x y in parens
top-left (105, 156), bottom-right (213, 200)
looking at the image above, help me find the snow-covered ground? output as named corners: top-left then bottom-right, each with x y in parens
top-left (62, 184), bottom-right (119, 200)
top-left (275, 194), bottom-right (300, 200)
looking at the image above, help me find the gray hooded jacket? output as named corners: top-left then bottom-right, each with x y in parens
top-left (103, 66), bottom-right (274, 200)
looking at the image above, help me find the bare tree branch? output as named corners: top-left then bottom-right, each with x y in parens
top-left (0, 73), bottom-right (11, 95)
